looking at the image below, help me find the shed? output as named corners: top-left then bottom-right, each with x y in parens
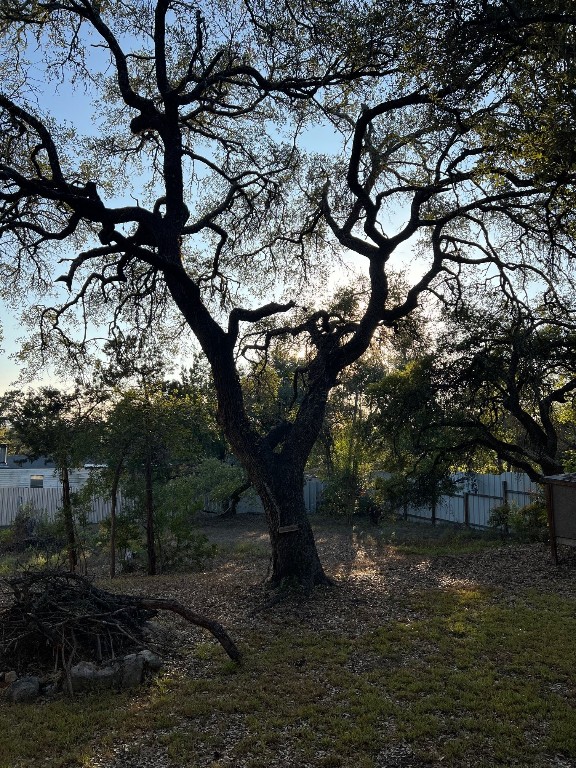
top-left (542, 474), bottom-right (576, 564)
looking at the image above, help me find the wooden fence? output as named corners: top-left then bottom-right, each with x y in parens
top-left (405, 472), bottom-right (541, 528)
top-left (0, 477), bottom-right (324, 527)
top-left (0, 472), bottom-right (540, 529)
top-left (0, 487), bottom-right (120, 527)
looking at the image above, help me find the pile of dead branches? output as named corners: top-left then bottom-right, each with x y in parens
top-left (0, 571), bottom-right (157, 672)
top-left (0, 570), bottom-right (241, 674)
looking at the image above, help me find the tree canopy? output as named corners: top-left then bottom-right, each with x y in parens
top-left (1, 0), bottom-right (576, 587)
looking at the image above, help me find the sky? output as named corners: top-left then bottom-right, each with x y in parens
top-left (0, 15), bottom-right (426, 396)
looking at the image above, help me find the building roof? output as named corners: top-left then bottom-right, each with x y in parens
top-left (543, 473), bottom-right (576, 485)
top-left (1, 454), bottom-right (56, 470)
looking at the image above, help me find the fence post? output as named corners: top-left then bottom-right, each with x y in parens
top-left (502, 480), bottom-right (508, 505)
top-left (464, 492), bottom-right (470, 527)
top-left (545, 482), bottom-right (558, 565)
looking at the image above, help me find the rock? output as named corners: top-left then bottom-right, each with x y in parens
top-left (70, 661), bottom-right (119, 692)
top-left (7, 676), bottom-right (40, 703)
top-left (120, 654), bottom-right (145, 689)
top-left (139, 649), bottom-right (163, 672)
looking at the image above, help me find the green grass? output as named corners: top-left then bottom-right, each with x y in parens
top-left (2, 584), bottom-right (575, 767)
top-left (371, 520), bottom-right (505, 556)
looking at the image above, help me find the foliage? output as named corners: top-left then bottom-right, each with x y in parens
top-left (317, 470), bottom-right (383, 523)
top-left (97, 513), bottom-right (143, 571)
top-left (96, 380), bottom-right (223, 575)
top-left (0, 387), bottom-right (106, 570)
top-left (368, 356), bottom-right (459, 516)
top-left (2, 0), bottom-right (576, 585)
top-left (429, 295), bottom-right (576, 481)
top-left (0, 387), bottom-right (103, 466)
top-left (317, 470), bottom-right (361, 519)
top-left (158, 532), bottom-right (217, 573)
top-left (489, 499), bottom-right (549, 543)
top-left (5, 504), bottom-right (41, 549)
top-left (153, 459), bottom-right (242, 570)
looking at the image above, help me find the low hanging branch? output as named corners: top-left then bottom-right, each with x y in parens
top-left (0, 571), bottom-right (241, 669)
top-left (133, 598), bottom-right (241, 663)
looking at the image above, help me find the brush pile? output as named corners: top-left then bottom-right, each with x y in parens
top-left (0, 571), bottom-right (156, 672)
top-left (0, 570), bottom-right (241, 675)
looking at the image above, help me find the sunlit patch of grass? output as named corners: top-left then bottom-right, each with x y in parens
top-left (231, 539), bottom-right (270, 558)
top-left (147, 587), bottom-right (576, 766)
top-left (0, 548), bottom-right (66, 575)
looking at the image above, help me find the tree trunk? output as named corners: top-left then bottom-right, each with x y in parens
top-left (163, 269), bottom-right (334, 591)
top-left (250, 463), bottom-right (330, 592)
top-left (109, 459), bottom-right (123, 578)
top-left (144, 455), bottom-right (156, 576)
top-left (61, 465), bottom-right (77, 573)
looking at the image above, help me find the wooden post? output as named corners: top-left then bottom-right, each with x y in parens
top-left (464, 492), bottom-right (470, 528)
top-left (502, 480), bottom-right (508, 505)
top-left (545, 482), bottom-right (558, 565)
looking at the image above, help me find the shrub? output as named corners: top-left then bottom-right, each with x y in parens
top-left (318, 472), bottom-right (359, 518)
top-left (10, 504), bottom-right (40, 546)
top-left (489, 498), bottom-right (548, 542)
top-left (98, 512), bottom-right (144, 572)
top-left (158, 531), bottom-right (217, 572)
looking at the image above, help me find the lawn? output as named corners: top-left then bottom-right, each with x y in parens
top-left (1, 515), bottom-right (575, 768)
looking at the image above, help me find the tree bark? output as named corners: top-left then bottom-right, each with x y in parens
top-left (248, 462), bottom-right (331, 591)
top-left (109, 458), bottom-right (123, 578)
top-left (61, 465), bottom-right (77, 573)
top-left (144, 454), bottom-right (156, 576)
top-left (163, 252), bottom-right (336, 591)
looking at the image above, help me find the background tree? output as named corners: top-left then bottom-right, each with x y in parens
top-left (1, 1), bottom-right (576, 588)
top-left (99, 379), bottom-right (220, 575)
top-left (370, 291), bottom-right (576, 485)
top-left (1, 387), bottom-right (103, 570)
top-left (93, 332), bottom-right (223, 575)
top-left (369, 355), bottom-right (461, 520)
top-left (432, 296), bottom-right (576, 481)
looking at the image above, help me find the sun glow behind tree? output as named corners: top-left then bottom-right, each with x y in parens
top-left (2, 0), bottom-right (576, 587)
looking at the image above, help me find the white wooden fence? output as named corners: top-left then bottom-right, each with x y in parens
top-left (405, 472), bottom-right (541, 528)
top-left (0, 472), bottom-right (540, 529)
top-left (0, 488), bottom-right (121, 527)
top-left (0, 477), bottom-right (324, 526)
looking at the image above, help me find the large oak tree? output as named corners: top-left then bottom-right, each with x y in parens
top-left (1, 0), bottom-right (576, 588)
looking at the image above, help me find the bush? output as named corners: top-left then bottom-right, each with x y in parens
top-left (98, 513), bottom-right (144, 572)
top-left (0, 526), bottom-right (13, 550)
top-left (0, 505), bottom-right (64, 553)
top-left (158, 531), bottom-right (217, 572)
top-left (318, 472), bottom-right (359, 518)
top-left (318, 472), bottom-right (385, 523)
top-left (10, 505), bottom-right (40, 547)
top-left (489, 499), bottom-right (548, 542)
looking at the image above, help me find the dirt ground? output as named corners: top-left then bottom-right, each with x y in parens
top-left (104, 512), bottom-right (576, 645)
